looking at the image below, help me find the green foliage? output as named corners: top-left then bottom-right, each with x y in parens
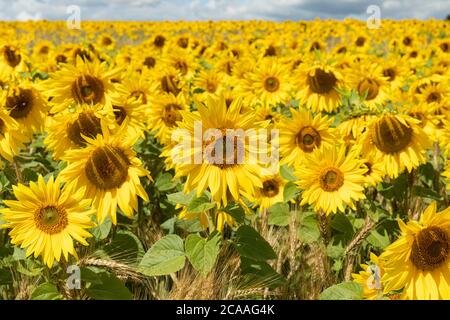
top-left (138, 235), bottom-right (186, 276)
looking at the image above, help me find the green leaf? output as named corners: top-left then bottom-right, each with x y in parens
top-left (185, 233), bottom-right (220, 275)
top-left (331, 213), bottom-right (354, 235)
top-left (84, 270), bottom-right (132, 300)
top-left (240, 257), bottom-right (286, 289)
top-left (221, 204), bottom-right (245, 224)
top-left (16, 259), bottom-right (44, 276)
top-left (268, 202), bottom-right (290, 226)
top-left (187, 194), bottom-right (216, 213)
top-left (31, 283), bottom-right (63, 300)
top-left (167, 191), bottom-right (196, 206)
top-left (280, 165), bottom-right (297, 181)
top-left (412, 186), bottom-right (443, 201)
top-left (91, 218), bottom-right (112, 240)
top-left (103, 230), bottom-right (145, 265)
top-left (0, 267), bottom-right (12, 285)
top-left (297, 214), bottom-right (320, 244)
top-left (366, 229), bottom-right (391, 249)
top-left (283, 182), bottom-right (299, 202)
top-left (138, 234), bottom-right (186, 276)
top-left (320, 282), bottom-right (363, 300)
top-left (155, 172), bottom-right (178, 192)
top-left (235, 226), bottom-right (277, 261)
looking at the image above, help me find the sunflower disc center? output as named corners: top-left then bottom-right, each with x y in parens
top-left (6, 88), bottom-right (33, 119)
top-left (296, 126), bottom-right (321, 152)
top-left (319, 167), bottom-right (344, 192)
top-left (161, 75), bottom-right (181, 96)
top-left (113, 106), bottom-right (127, 125)
top-left (264, 76), bottom-right (280, 93)
top-left (307, 68), bottom-right (337, 94)
top-left (371, 116), bottom-right (413, 154)
top-left (204, 133), bottom-right (243, 169)
top-left (35, 205), bottom-right (68, 235)
top-left (85, 145), bottom-right (130, 190)
top-left (67, 111), bottom-right (102, 147)
top-left (71, 75), bottom-right (105, 104)
top-left (261, 179), bottom-right (280, 197)
top-left (162, 103), bottom-right (182, 127)
top-left (411, 226), bottom-right (449, 271)
top-left (4, 46), bottom-right (21, 68)
top-left (358, 78), bottom-right (380, 100)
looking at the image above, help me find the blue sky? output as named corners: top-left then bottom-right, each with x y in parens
top-left (0, 0), bottom-right (449, 21)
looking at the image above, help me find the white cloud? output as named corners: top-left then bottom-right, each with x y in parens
top-left (0, 0), bottom-right (447, 20)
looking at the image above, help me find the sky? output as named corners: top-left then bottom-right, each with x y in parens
top-left (0, 0), bottom-right (449, 21)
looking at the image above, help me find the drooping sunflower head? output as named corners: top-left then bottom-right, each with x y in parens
top-left (44, 103), bottom-right (114, 160)
top-left (2, 81), bottom-right (47, 137)
top-left (59, 127), bottom-right (149, 224)
top-left (148, 92), bottom-right (187, 145)
top-left (296, 61), bottom-right (344, 112)
top-left (0, 44), bottom-right (27, 71)
top-left (251, 174), bottom-right (286, 210)
top-left (361, 113), bottom-right (431, 178)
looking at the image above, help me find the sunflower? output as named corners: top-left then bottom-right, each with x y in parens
top-left (380, 202), bottom-right (450, 299)
top-left (348, 63), bottom-right (390, 110)
top-left (147, 92), bottom-right (187, 145)
top-left (173, 95), bottom-right (266, 207)
top-left (2, 81), bottom-right (47, 138)
top-left (0, 108), bottom-right (28, 161)
top-left (237, 60), bottom-right (293, 107)
top-left (295, 61), bottom-right (345, 113)
top-left (44, 56), bottom-right (121, 113)
top-left (0, 44), bottom-right (28, 73)
top-left (192, 69), bottom-right (225, 103)
top-left (295, 145), bottom-right (366, 215)
top-left (360, 113), bottom-right (431, 179)
top-left (352, 252), bottom-right (385, 300)
top-left (59, 125), bottom-right (149, 224)
top-left (279, 108), bottom-right (335, 167)
top-left (416, 82), bottom-right (450, 112)
top-left (252, 174), bottom-right (286, 210)
top-left (44, 103), bottom-right (114, 160)
top-left (361, 156), bottom-right (385, 188)
top-left (0, 175), bottom-right (95, 268)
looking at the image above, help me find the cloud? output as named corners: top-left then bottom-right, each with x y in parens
top-left (0, 0), bottom-right (447, 21)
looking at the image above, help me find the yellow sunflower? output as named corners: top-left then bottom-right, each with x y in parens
top-left (279, 108), bottom-right (335, 167)
top-left (252, 174), bottom-right (286, 210)
top-left (173, 94), bottom-right (267, 207)
top-left (295, 62), bottom-right (345, 113)
top-left (295, 145), bottom-right (367, 215)
top-left (44, 56), bottom-right (121, 113)
top-left (381, 202), bottom-right (450, 299)
top-left (0, 175), bottom-right (95, 268)
top-left (147, 92), bottom-right (187, 145)
top-left (238, 60), bottom-right (293, 107)
top-left (44, 103), bottom-right (114, 160)
top-left (2, 81), bottom-right (47, 138)
top-left (0, 108), bottom-right (28, 161)
top-left (359, 113), bottom-right (431, 179)
top-left (59, 125), bottom-right (149, 224)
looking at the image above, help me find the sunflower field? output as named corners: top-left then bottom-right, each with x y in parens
top-left (0, 19), bottom-right (450, 301)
